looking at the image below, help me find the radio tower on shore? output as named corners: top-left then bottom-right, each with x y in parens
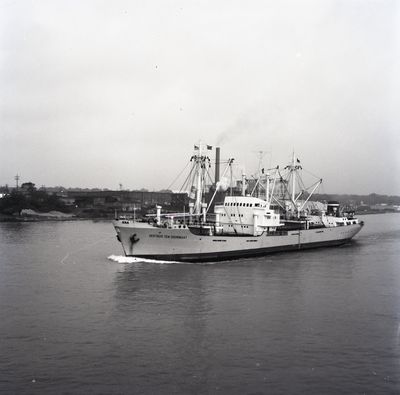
top-left (14, 174), bottom-right (20, 191)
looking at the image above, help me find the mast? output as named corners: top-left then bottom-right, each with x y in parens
top-left (229, 159), bottom-right (233, 196)
top-left (192, 142), bottom-right (212, 215)
top-left (291, 151), bottom-right (296, 205)
top-left (195, 142), bottom-right (203, 214)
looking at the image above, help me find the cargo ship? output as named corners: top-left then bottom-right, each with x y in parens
top-left (113, 143), bottom-right (363, 262)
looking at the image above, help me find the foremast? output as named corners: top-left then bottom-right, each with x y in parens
top-left (189, 142), bottom-right (212, 220)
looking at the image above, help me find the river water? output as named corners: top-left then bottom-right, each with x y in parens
top-left (0, 213), bottom-right (399, 394)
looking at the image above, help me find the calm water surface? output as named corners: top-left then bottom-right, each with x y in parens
top-left (0, 214), bottom-right (399, 394)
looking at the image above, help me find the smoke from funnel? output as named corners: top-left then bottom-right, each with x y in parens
top-left (217, 177), bottom-right (229, 192)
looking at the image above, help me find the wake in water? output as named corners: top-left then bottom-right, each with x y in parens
top-left (107, 254), bottom-right (180, 264)
top-left (107, 255), bottom-right (219, 265)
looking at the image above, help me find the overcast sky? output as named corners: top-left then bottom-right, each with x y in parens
top-left (1, 0), bottom-right (399, 194)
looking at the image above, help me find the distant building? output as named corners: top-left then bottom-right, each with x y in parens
top-left (62, 189), bottom-right (188, 215)
top-left (59, 197), bottom-right (76, 206)
top-left (20, 182), bottom-right (36, 197)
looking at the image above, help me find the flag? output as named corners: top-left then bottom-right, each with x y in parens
top-left (296, 158), bottom-right (301, 163)
top-left (207, 145), bottom-right (213, 150)
top-left (194, 145), bottom-right (199, 150)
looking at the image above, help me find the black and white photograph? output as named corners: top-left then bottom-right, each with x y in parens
top-left (1, 0), bottom-right (399, 393)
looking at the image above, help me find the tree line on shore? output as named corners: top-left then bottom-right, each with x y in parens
top-left (0, 183), bottom-right (69, 216)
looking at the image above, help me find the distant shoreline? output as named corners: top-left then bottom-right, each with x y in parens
top-left (0, 215), bottom-right (114, 223)
top-left (357, 211), bottom-right (400, 216)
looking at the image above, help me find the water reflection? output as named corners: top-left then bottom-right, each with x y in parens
top-left (0, 221), bottom-right (37, 244)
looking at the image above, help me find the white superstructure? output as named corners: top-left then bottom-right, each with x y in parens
top-left (214, 196), bottom-right (281, 236)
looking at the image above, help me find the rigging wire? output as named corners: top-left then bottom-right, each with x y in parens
top-left (277, 168), bottom-right (292, 203)
top-left (303, 168), bottom-right (322, 181)
top-left (187, 163), bottom-right (198, 193)
top-left (180, 163), bottom-right (196, 193)
top-left (205, 166), bottom-right (214, 186)
top-left (166, 161), bottom-right (191, 191)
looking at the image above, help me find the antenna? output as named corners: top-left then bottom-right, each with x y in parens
top-left (251, 150), bottom-right (271, 198)
top-left (14, 174), bottom-right (20, 190)
top-left (252, 150), bottom-right (271, 175)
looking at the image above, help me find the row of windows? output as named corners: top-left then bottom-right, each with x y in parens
top-left (338, 221), bottom-right (357, 226)
top-left (224, 202), bottom-right (267, 208)
top-left (225, 202), bottom-right (253, 207)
